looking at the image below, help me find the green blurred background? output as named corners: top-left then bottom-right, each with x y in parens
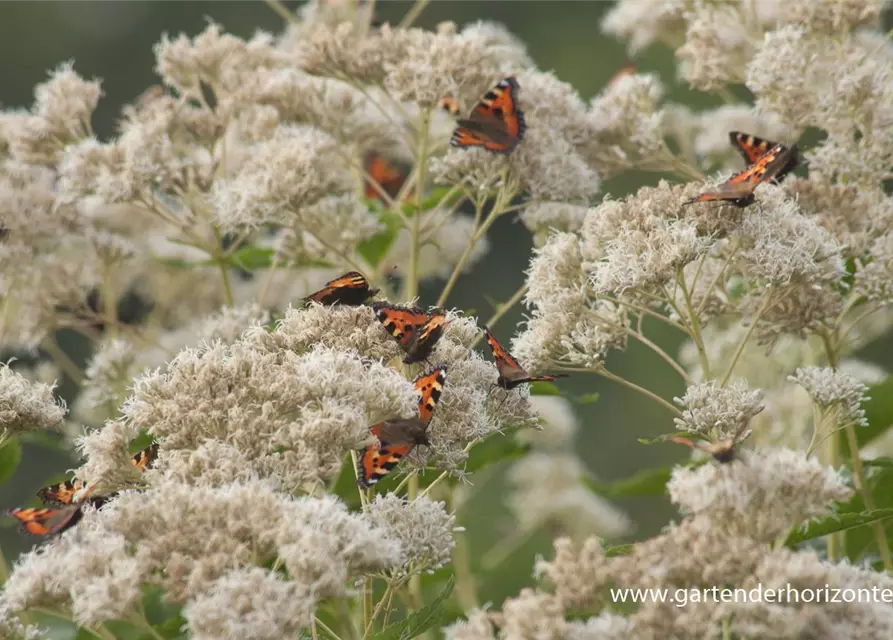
top-left (3, 0), bottom-right (890, 618)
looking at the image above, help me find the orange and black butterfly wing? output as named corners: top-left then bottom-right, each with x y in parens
top-left (364, 152), bottom-right (410, 201)
top-left (403, 311), bottom-right (449, 364)
top-left (8, 505), bottom-right (84, 536)
top-left (440, 96), bottom-right (460, 117)
top-left (372, 302), bottom-right (429, 349)
top-left (451, 77), bottom-right (525, 154)
top-left (413, 365), bottom-right (447, 424)
top-left (306, 271), bottom-right (379, 306)
top-left (36, 478), bottom-right (84, 506)
top-left (132, 442), bottom-right (160, 472)
top-left (483, 326), bottom-right (529, 388)
top-left (684, 143), bottom-right (797, 208)
top-left (357, 420), bottom-right (423, 487)
top-left (729, 131), bottom-right (775, 166)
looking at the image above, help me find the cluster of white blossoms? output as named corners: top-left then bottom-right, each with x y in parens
top-left (2, 0), bottom-right (893, 638)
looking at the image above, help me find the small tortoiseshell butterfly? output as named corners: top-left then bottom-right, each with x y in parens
top-left (37, 443), bottom-right (159, 506)
top-left (668, 420), bottom-right (751, 464)
top-left (483, 326), bottom-right (568, 390)
top-left (450, 77), bottom-right (525, 154)
top-left (305, 271), bottom-right (379, 306)
top-left (729, 131), bottom-right (799, 183)
top-left (683, 141), bottom-right (799, 208)
top-left (372, 302), bottom-right (450, 364)
top-left (363, 152), bottom-right (411, 202)
top-left (9, 484), bottom-right (104, 537)
top-left (357, 366), bottom-right (447, 487)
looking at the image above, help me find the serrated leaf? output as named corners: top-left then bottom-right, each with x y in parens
top-left (371, 576), bottom-right (455, 640)
top-left (530, 381), bottom-right (561, 396)
top-left (584, 465), bottom-right (673, 499)
top-left (0, 438), bottom-right (22, 487)
top-left (785, 509), bottom-right (893, 546)
top-left (358, 210), bottom-right (403, 268)
top-left (463, 436), bottom-right (530, 474)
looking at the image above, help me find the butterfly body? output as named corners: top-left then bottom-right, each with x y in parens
top-left (372, 302), bottom-right (449, 364)
top-left (356, 366), bottom-right (446, 487)
top-left (450, 77), bottom-right (525, 154)
top-left (483, 326), bottom-right (568, 390)
top-left (305, 271), bottom-right (379, 306)
top-left (684, 141), bottom-right (799, 208)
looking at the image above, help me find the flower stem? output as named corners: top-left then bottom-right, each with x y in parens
top-left (265, 0), bottom-right (298, 23)
top-left (593, 367), bottom-right (684, 418)
top-left (399, 0), bottom-right (430, 28)
top-left (844, 422), bottom-right (893, 571)
top-left (406, 109), bottom-right (431, 302)
top-left (720, 289), bottom-right (774, 387)
top-left (41, 336), bottom-right (85, 386)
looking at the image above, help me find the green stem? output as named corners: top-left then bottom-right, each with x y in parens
top-left (398, 0), bottom-right (430, 28)
top-left (41, 337), bottom-right (85, 386)
top-left (363, 578), bottom-right (374, 637)
top-left (844, 422), bottom-right (893, 571)
top-left (265, 0), bottom-right (299, 23)
top-left (315, 616), bottom-right (344, 640)
top-left (676, 268), bottom-right (711, 379)
top-left (405, 109), bottom-right (431, 303)
top-left (720, 289), bottom-right (774, 387)
top-left (593, 367), bottom-right (684, 418)
top-left (436, 200), bottom-right (499, 308)
top-left (363, 582), bottom-right (395, 638)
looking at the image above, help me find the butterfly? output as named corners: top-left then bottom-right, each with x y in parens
top-left (483, 326), bottom-right (569, 390)
top-left (683, 141), bottom-right (799, 208)
top-left (357, 366), bottom-right (447, 487)
top-left (729, 131), bottom-right (798, 184)
top-left (8, 484), bottom-right (104, 537)
top-left (372, 302), bottom-right (450, 365)
top-left (37, 442), bottom-right (159, 506)
top-left (450, 77), bottom-right (526, 154)
top-left (667, 420), bottom-right (751, 464)
top-left (304, 271), bottom-right (379, 306)
top-left (363, 151), bottom-right (410, 202)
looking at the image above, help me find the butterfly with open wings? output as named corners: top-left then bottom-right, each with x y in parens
top-left (36, 442), bottom-right (159, 507)
top-left (304, 271), bottom-right (379, 307)
top-left (450, 77), bottom-right (526, 154)
top-left (372, 302), bottom-right (450, 364)
top-left (483, 326), bottom-right (568, 390)
top-left (8, 484), bottom-right (105, 537)
top-left (356, 366), bottom-right (447, 487)
top-left (684, 135), bottom-right (799, 208)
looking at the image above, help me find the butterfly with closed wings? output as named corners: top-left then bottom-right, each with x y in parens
top-left (450, 77), bottom-right (526, 154)
top-left (372, 302), bottom-right (450, 365)
top-left (668, 419), bottom-right (751, 464)
top-left (304, 271), bottom-right (379, 306)
top-left (356, 366), bottom-right (447, 487)
top-left (483, 326), bottom-right (568, 390)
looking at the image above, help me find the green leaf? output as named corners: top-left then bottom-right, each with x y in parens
top-left (573, 392), bottom-right (600, 405)
top-left (785, 509), bottom-right (893, 546)
top-left (371, 576), bottom-right (455, 640)
top-left (863, 457), bottom-right (893, 469)
top-left (604, 543), bottom-right (633, 557)
top-left (358, 210), bottom-right (403, 268)
top-left (854, 375), bottom-right (893, 451)
top-left (584, 465), bottom-right (673, 499)
top-left (0, 438), bottom-right (22, 487)
top-left (530, 381), bottom-right (561, 396)
top-left (462, 436), bottom-right (530, 474)
top-left (227, 247), bottom-right (275, 271)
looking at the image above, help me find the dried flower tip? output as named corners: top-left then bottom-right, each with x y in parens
top-left (789, 366), bottom-right (870, 428)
